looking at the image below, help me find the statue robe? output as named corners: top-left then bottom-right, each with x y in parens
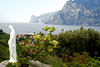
top-left (8, 25), bottom-right (17, 63)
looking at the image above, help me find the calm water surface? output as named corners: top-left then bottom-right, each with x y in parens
top-left (0, 23), bottom-right (100, 35)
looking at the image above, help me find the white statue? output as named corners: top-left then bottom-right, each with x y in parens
top-left (8, 25), bottom-right (17, 63)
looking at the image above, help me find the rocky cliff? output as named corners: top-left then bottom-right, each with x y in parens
top-left (30, 0), bottom-right (100, 25)
top-left (47, 0), bottom-right (100, 25)
top-left (30, 12), bottom-right (57, 23)
top-left (46, 0), bottom-right (100, 25)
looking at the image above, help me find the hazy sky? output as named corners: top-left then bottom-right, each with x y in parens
top-left (0, 0), bottom-right (67, 22)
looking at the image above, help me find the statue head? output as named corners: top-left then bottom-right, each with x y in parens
top-left (8, 25), bottom-right (14, 31)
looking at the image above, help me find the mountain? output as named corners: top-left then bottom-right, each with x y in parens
top-left (30, 0), bottom-right (100, 25)
top-left (46, 0), bottom-right (100, 25)
top-left (30, 11), bottom-right (57, 23)
top-left (74, 0), bottom-right (100, 9)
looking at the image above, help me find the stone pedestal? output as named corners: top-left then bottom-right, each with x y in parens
top-left (28, 60), bottom-right (50, 67)
top-left (0, 60), bottom-right (9, 67)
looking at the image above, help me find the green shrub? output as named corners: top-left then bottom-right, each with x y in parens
top-left (62, 52), bottom-right (100, 67)
top-left (16, 26), bottom-right (100, 67)
top-left (54, 26), bottom-right (100, 58)
top-left (0, 44), bottom-right (9, 62)
top-left (6, 63), bottom-right (16, 67)
top-left (33, 27), bottom-right (59, 60)
top-left (17, 43), bottom-right (39, 66)
top-left (0, 31), bottom-right (9, 62)
top-left (40, 55), bottom-right (67, 67)
top-left (16, 26), bottom-right (59, 66)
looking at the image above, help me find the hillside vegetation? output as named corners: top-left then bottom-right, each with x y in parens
top-left (0, 29), bottom-right (9, 62)
top-left (15, 26), bottom-right (100, 67)
top-left (1, 27), bottom-right (100, 67)
top-left (54, 26), bottom-right (100, 58)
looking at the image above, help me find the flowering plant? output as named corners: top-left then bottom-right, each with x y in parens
top-left (17, 26), bottom-right (59, 65)
top-left (17, 43), bottom-right (40, 66)
top-left (34, 26), bottom-right (59, 54)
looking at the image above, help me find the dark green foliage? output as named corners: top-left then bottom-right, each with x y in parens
top-left (0, 29), bottom-right (3, 34)
top-left (0, 30), bottom-right (10, 62)
top-left (6, 63), bottom-right (16, 67)
top-left (24, 38), bottom-right (29, 43)
top-left (0, 44), bottom-right (9, 62)
top-left (54, 27), bottom-right (100, 58)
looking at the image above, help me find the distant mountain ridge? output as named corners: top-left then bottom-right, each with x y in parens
top-left (30, 11), bottom-right (57, 23)
top-left (30, 0), bottom-right (100, 25)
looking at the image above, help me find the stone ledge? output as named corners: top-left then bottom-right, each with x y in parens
top-left (28, 60), bottom-right (51, 67)
top-left (0, 60), bottom-right (51, 67)
top-left (0, 60), bottom-right (9, 67)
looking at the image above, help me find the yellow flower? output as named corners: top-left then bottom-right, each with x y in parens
top-left (49, 26), bottom-right (55, 33)
top-left (34, 39), bottom-right (37, 41)
top-left (48, 48), bottom-right (53, 52)
top-left (37, 34), bottom-right (41, 39)
top-left (50, 40), bottom-right (59, 46)
top-left (34, 34), bottom-right (41, 40)
top-left (53, 45), bottom-right (57, 48)
top-left (34, 36), bottom-right (36, 39)
top-left (48, 38), bottom-right (51, 40)
top-left (34, 36), bottom-right (37, 41)
top-left (43, 26), bottom-right (50, 31)
top-left (43, 37), bottom-right (47, 41)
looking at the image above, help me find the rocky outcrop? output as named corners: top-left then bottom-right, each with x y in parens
top-left (0, 60), bottom-right (51, 67)
top-left (30, 12), bottom-right (57, 23)
top-left (47, 0), bottom-right (100, 25)
top-left (0, 60), bottom-right (10, 67)
top-left (29, 60), bottom-right (50, 67)
top-left (30, 0), bottom-right (100, 25)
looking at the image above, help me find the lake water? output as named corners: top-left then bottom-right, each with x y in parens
top-left (0, 23), bottom-right (100, 35)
